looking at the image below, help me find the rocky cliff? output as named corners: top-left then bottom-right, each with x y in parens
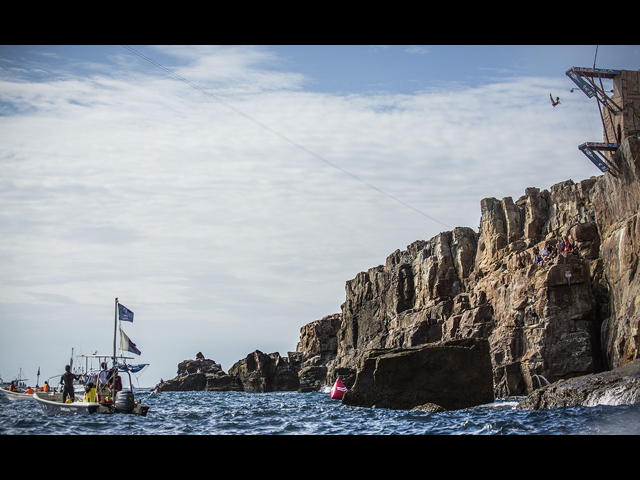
top-left (298, 136), bottom-right (640, 398)
top-left (592, 138), bottom-right (640, 369)
top-left (159, 137), bottom-right (640, 403)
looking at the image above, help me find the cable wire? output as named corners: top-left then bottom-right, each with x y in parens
top-left (121, 45), bottom-right (451, 229)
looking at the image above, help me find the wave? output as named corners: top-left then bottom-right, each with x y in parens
top-left (584, 381), bottom-right (640, 407)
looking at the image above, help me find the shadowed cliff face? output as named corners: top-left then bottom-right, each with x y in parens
top-left (297, 137), bottom-right (640, 397)
top-left (592, 138), bottom-right (640, 370)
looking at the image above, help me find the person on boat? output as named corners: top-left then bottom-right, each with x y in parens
top-left (85, 382), bottom-right (97, 403)
top-left (98, 362), bottom-right (113, 400)
top-left (112, 373), bottom-right (122, 393)
top-left (42, 381), bottom-right (50, 392)
top-left (60, 365), bottom-right (80, 403)
top-left (99, 362), bottom-right (110, 384)
top-left (26, 386), bottom-right (33, 394)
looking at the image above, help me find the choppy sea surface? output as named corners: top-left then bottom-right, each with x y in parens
top-left (2, 389), bottom-right (640, 435)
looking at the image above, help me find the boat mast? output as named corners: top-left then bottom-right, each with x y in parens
top-left (113, 297), bottom-right (119, 401)
top-left (114, 298), bottom-right (118, 366)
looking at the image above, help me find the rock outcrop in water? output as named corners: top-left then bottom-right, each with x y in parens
top-left (158, 350), bottom-right (301, 393)
top-left (516, 359), bottom-right (640, 410)
top-left (157, 351), bottom-right (243, 392)
top-left (341, 338), bottom-right (494, 411)
top-left (228, 350), bottom-right (301, 393)
top-left (159, 137), bottom-right (640, 411)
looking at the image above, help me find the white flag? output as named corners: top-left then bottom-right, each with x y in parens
top-left (120, 329), bottom-right (142, 355)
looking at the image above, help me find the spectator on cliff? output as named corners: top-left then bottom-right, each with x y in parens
top-left (533, 246), bottom-right (543, 263)
top-left (541, 246), bottom-right (549, 261)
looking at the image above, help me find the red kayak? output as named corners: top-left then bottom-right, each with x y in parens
top-left (330, 377), bottom-right (347, 400)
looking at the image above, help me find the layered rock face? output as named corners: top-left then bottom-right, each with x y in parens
top-left (295, 313), bottom-right (343, 392)
top-left (321, 188), bottom-right (602, 396)
top-left (471, 179), bottom-right (606, 395)
top-left (591, 138), bottom-right (640, 370)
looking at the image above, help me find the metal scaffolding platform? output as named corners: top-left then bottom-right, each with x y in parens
top-left (578, 142), bottom-right (620, 173)
top-left (566, 66), bottom-right (622, 112)
top-left (568, 66), bottom-right (625, 173)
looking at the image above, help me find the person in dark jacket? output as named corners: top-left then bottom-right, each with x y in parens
top-left (60, 365), bottom-right (79, 403)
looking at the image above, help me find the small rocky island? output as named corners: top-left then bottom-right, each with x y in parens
top-left (157, 111), bottom-right (640, 412)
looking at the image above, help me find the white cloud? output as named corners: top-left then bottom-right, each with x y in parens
top-left (405, 46), bottom-right (431, 55)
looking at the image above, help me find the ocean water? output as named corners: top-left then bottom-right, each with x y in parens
top-left (2, 389), bottom-right (640, 435)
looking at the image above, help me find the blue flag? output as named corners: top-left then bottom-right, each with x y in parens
top-left (118, 303), bottom-right (134, 322)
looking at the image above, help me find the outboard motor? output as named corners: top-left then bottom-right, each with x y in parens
top-left (115, 390), bottom-right (135, 414)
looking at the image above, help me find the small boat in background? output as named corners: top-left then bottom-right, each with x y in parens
top-left (0, 387), bottom-right (36, 401)
top-left (0, 369), bottom-right (36, 401)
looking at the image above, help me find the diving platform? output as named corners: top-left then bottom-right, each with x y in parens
top-left (566, 66), bottom-right (638, 174)
top-left (566, 67), bottom-right (621, 99)
top-left (578, 142), bottom-right (620, 173)
top-left (567, 66), bottom-right (621, 79)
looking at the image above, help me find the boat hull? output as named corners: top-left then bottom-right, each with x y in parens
top-left (33, 391), bottom-right (149, 416)
top-left (34, 391), bottom-right (100, 416)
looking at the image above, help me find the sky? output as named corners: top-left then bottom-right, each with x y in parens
top-left (1, 45), bottom-right (639, 388)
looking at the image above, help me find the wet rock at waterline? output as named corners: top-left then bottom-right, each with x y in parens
top-left (341, 339), bottom-right (494, 411)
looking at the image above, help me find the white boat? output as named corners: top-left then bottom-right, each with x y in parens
top-left (33, 391), bottom-right (101, 415)
top-left (33, 388), bottom-right (149, 416)
top-left (33, 298), bottom-right (151, 417)
top-left (0, 387), bottom-right (36, 401)
top-left (0, 369), bottom-right (37, 401)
